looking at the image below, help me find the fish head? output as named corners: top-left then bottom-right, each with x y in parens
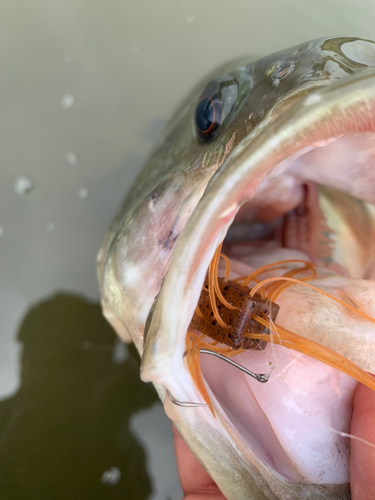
top-left (98, 37), bottom-right (375, 499)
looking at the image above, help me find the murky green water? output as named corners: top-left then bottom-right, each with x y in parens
top-left (0, 295), bottom-right (159, 499)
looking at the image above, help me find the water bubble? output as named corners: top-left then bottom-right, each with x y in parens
top-left (130, 43), bottom-right (140, 53)
top-left (0, 226), bottom-right (3, 236)
top-left (65, 151), bottom-right (77, 165)
top-left (61, 94), bottom-right (74, 108)
top-left (112, 338), bottom-right (128, 365)
top-left (14, 175), bottom-right (34, 196)
top-left (100, 467), bottom-right (121, 486)
top-left (63, 53), bottom-right (73, 63)
top-left (46, 222), bottom-right (55, 231)
top-left (78, 188), bottom-right (89, 200)
top-left (186, 13), bottom-right (195, 22)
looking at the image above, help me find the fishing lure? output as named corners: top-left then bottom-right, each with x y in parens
top-left (190, 276), bottom-right (279, 350)
top-left (183, 243), bottom-right (375, 412)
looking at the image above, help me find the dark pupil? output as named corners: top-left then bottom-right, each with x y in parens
top-left (195, 97), bottom-right (214, 133)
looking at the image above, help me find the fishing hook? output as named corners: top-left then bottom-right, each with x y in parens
top-left (167, 349), bottom-right (273, 408)
top-left (166, 390), bottom-right (208, 407)
top-left (200, 349), bottom-right (272, 383)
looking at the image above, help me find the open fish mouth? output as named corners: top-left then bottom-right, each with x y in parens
top-left (142, 59), bottom-right (375, 498)
top-left (98, 38), bottom-right (375, 500)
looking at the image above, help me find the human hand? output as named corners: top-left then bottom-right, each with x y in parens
top-left (172, 424), bottom-right (226, 499)
top-left (350, 380), bottom-right (375, 499)
top-left (173, 380), bottom-right (375, 500)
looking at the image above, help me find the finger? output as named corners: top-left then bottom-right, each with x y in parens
top-left (172, 424), bottom-right (226, 499)
top-left (350, 380), bottom-right (375, 499)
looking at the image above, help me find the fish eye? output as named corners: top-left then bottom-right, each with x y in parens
top-left (194, 77), bottom-right (239, 143)
top-left (194, 85), bottom-right (222, 142)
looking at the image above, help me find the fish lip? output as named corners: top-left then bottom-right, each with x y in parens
top-left (142, 67), bottom-right (375, 386)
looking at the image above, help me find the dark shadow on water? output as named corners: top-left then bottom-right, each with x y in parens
top-left (0, 294), bottom-right (159, 499)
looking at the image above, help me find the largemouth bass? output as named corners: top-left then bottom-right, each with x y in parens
top-left (97, 37), bottom-right (375, 499)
